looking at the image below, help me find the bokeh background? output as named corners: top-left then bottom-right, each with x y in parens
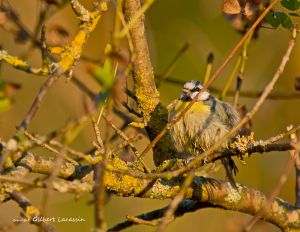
top-left (0, 0), bottom-right (300, 231)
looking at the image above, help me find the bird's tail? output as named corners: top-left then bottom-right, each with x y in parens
top-left (221, 157), bottom-right (238, 189)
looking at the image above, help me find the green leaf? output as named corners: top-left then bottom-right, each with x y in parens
top-left (266, 11), bottom-right (281, 28)
top-left (90, 44), bottom-right (115, 90)
top-left (88, 44), bottom-right (115, 106)
top-left (0, 97), bottom-right (12, 112)
top-left (281, 0), bottom-right (300, 11)
top-left (90, 59), bottom-right (115, 90)
top-left (266, 11), bottom-right (293, 29)
top-left (281, 13), bottom-right (293, 29)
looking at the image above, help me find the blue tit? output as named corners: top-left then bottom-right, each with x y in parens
top-left (168, 80), bottom-right (239, 187)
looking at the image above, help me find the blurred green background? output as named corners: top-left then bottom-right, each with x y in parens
top-left (0, 0), bottom-right (300, 231)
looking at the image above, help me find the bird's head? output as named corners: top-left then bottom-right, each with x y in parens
top-left (178, 80), bottom-right (210, 101)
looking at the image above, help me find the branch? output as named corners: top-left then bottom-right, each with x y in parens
top-left (289, 130), bottom-right (300, 208)
top-left (108, 200), bottom-right (216, 231)
top-left (164, 77), bottom-right (300, 100)
top-left (17, 75), bottom-right (59, 130)
top-left (0, 0), bottom-right (110, 76)
top-left (123, 0), bottom-right (159, 126)
top-left (7, 151), bottom-right (300, 231)
top-left (10, 191), bottom-right (57, 232)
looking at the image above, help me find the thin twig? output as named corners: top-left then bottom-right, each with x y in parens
top-left (108, 201), bottom-right (214, 231)
top-left (164, 77), bottom-right (300, 100)
top-left (265, 125), bottom-right (300, 144)
top-left (102, 115), bottom-right (151, 173)
top-left (126, 215), bottom-right (157, 226)
top-left (92, 118), bottom-right (105, 153)
top-left (116, 0), bottom-right (154, 38)
top-left (72, 75), bottom-right (97, 100)
top-left (17, 75), bottom-right (59, 131)
top-left (203, 53), bottom-right (214, 84)
top-left (221, 56), bottom-right (242, 100)
top-left (24, 131), bottom-right (78, 165)
top-left (156, 173), bottom-right (195, 232)
top-left (157, 42), bottom-right (189, 87)
top-left (41, 148), bottom-right (66, 217)
top-left (233, 30), bottom-right (253, 107)
top-left (242, 157), bottom-right (294, 231)
top-left (10, 191), bottom-right (57, 232)
top-left (110, 134), bottom-right (143, 153)
top-left (49, 140), bottom-right (90, 162)
top-left (288, 127), bottom-right (300, 208)
top-left (92, 116), bottom-right (108, 232)
top-left (40, 25), bottom-right (49, 69)
top-left (118, 11), bottom-right (134, 54)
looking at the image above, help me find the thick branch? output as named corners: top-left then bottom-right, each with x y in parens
top-left (123, 0), bottom-right (159, 125)
top-left (3, 150), bottom-right (299, 231)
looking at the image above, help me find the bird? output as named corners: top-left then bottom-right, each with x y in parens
top-left (168, 80), bottom-right (239, 187)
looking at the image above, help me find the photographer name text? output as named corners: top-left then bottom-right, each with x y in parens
top-left (12, 216), bottom-right (85, 223)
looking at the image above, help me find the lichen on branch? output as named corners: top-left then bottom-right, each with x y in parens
top-left (123, 0), bottom-right (159, 126)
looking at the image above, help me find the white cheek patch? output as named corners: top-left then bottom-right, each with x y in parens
top-left (190, 91), bottom-right (198, 99)
top-left (190, 90), bottom-right (210, 101)
top-left (198, 91), bottom-right (210, 101)
top-left (184, 82), bottom-right (196, 90)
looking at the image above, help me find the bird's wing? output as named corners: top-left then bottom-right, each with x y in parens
top-left (215, 100), bottom-right (240, 129)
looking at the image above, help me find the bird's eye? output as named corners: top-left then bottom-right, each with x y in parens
top-left (193, 87), bottom-right (200, 92)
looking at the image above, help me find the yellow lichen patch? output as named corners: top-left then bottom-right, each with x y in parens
top-left (101, 2), bottom-right (108, 11)
top-left (0, 182), bottom-right (23, 200)
top-left (0, 4), bottom-right (104, 76)
top-left (104, 157), bottom-right (147, 196)
top-left (224, 183), bottom-right (242, 204)
top-left (134, 85), bottom-right (160, 124)
top-left (86, 12), bottom-right (101, 32)
top-left (48, 47), bottom-right (65, 55)
top-left (6, 56), bottom-right (28, 68)
top-left (149, 179), bottom-right (178, 200)
top-left (52, 11), bottom-right (101, 73)
top-left (25, 205), bottom-right (40, 219)
top-left (0, 50), bottom-right (46, 75)
top-left (104, 170), bottom-right (141, 195)
top-left (230, 132), bottom-right (255, 153)
top-left (0, 51), bottom-right (28, 68)
top-left (57, 30), bottom-right (86, 72)
top-left (129, 121), bottom-right (145, 128)
top-left (70, 30), bottom-right (87, 56)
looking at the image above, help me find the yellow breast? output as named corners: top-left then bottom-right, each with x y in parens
top-left (174, 100), bottom-right (210, 115)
